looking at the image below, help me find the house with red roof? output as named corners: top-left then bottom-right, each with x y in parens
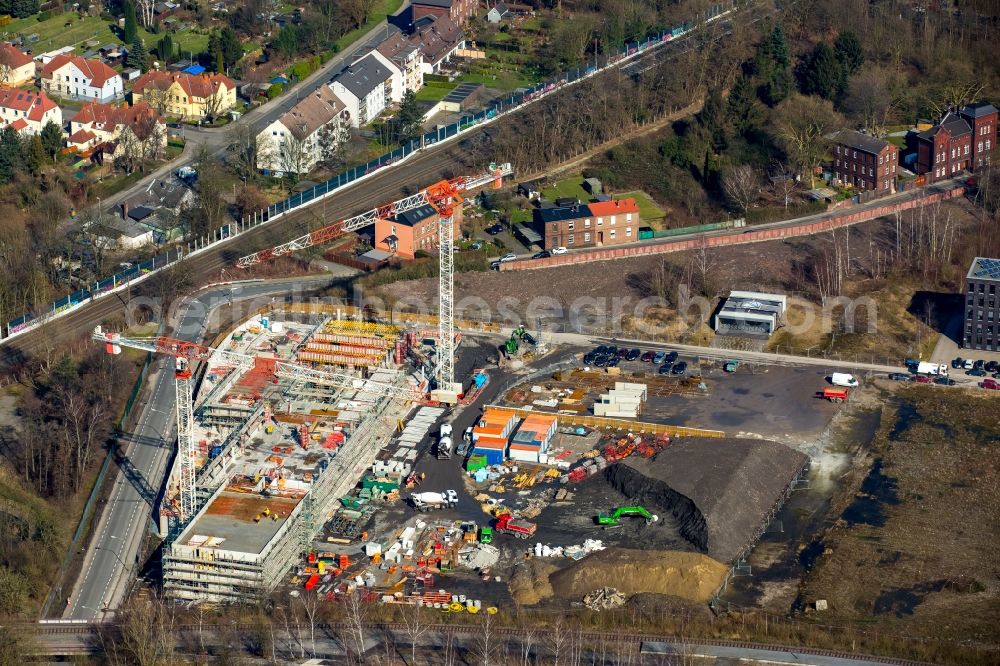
top-left (536, 198), bottom-right (641, 250)
top-left (67, 101), bottom-right (166, 160)
top-left (131, 70), bottom-right (237, 120)
top-left (0, 43), bottom-right (36, 87)
top-left (0, 87), bottom-right (62, 135)
top-left (40, 54), bottom-right (123, 103)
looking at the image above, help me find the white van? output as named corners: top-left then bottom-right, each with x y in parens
top-left (831, 373), bottom-right (859, 388)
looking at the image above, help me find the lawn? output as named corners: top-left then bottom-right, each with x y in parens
top-left (416, 81), bottom-right (455, 102)
top-left (459, 57), bottom-right (541, 92)
top-left (334, 0), bottom-right (406, 51)
top-left (541, 175), bottom-right (590, 202)
top-left (619, 189), bottom-right (666, 225)
top-left (0, 13), bottom-right (208, 59)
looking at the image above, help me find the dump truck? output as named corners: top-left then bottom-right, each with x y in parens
top-left (596, 506), bottom-right (659, 526)
top-left (494, 513), bottom-right (537, 539)
top-left (821, 387), bottom-right (849, 403)
top-left (411, 491), bottom-right (457, 511)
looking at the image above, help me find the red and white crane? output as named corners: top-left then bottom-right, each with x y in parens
top-left (234, 162), bottom-right (513, 400)
top-left (94, 327), bottom-right (424, 523)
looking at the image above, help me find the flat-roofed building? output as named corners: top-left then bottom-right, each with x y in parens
top-left (713, 290), bottom-right (787, 336)
top-left (963, 257), bottom-right (1000, 351)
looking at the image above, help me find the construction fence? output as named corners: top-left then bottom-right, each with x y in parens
top-left (2, 2), bottom-right (735, 342)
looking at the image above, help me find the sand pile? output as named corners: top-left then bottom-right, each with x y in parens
top-left (549, 548), bottom-right (728, 604)
top-left (508, 558), bottom-right (558, 605)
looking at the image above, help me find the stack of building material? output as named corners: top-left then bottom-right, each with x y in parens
top-left (508, 413), bottom-right (559, 463)
top-left (593, 382), bottom-right (647, 418)
top-left (471, 408), bottom-right (519, 466)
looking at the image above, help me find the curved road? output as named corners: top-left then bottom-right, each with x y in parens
top-left (64, 272), bottom-right (353, 621)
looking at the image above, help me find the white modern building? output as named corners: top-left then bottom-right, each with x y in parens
top-left (329, 53), bottom-right (396, 127)
top-left (713, 291), bottom-right (788, 336)
top-left (40, 54), bottom-right (123, 103)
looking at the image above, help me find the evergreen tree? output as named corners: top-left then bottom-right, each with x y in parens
top-left (40, 121), bottom-right (63, 161)
top-left (126, 37), bottom-right (147, 71)
top-left (834, 30), bottom-right (864, 75)
top-left (157, 34), bottom-right (174, 62)
top-left (0, 126), bottom-right (23, 183)
top-left (697, 87), bottom-right (727, 153)
top-left (123, 0), bottom-right (138, 44)
top-left (9, 0), bottom-right (38, 19)
top-left (798, 43), bottom-right (844, 101)
top-left (726, 75), bottom-right (761, 137)
top-left (208, 27), bottom-right (241, 72)
top-left (395, 90), bottom-right (425, 143)
top-left (24, 134), bottom-right (44, 174)
top-left (752, 24), bottom-right (792, 106)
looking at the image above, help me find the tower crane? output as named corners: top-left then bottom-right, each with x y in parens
top-left (93, 326), bottom-right (426, 523)
top-left (234, 162), bottom-right (514, 401)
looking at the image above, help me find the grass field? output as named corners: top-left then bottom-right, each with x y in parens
top-left (0, 13), bottom-right (207, 57)
top-left (334, 0), bottom-right (405, 51)
top-left (540, 175), bottom-right (666, 226)
top-left (415, 81), bottom-right (455, 102)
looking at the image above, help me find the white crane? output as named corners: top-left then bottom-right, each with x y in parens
top-left (234, 162), bottom-right (514, 400)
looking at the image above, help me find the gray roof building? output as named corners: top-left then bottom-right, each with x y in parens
top-left (713, 290), bottom-right (787, 336)
top-left (332, 54), bottom-right (393, 100)
top-left (396, 204), bottom-right (437, 226)
top-left (832, 129), bottom-right (890, 154)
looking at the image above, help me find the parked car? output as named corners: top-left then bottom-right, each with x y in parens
top-left (593, 355), bottom-right (608, 367)
top-left (490, 261), bottom-right (501, 270)
top-left (606, 356), bottom-right (619, 367)
top-left (914, 375), bottom-right (934, 383)
top-left (981, 378), bottom-right (1000, 390)
top-left (532, 250), bottom-right (551, 259)
top-left (658, 363), bottom-right (672, 375)
top-left (640, 350), bottom-right (656, 362)
top-left (470, 240), bottom-right (483, 250)
top-left (664, 351), bottom-right (678, 363)
top-left (671, 361), bottom-right (688, 375)
top-left (551, 246), bottom-right (568, 255)
top-left (934, 377), bottom-right (956, 386)
top-left (967, 368), bottom-right (987, 377)
top-left (986, 360), bottom-right (999, 373)
top-left (617, 348), bottom-right (629, 359)
top-left (963, 359), bottom-right (975, 369)
top-left (887, 372), bottom-right (911, 381)
top-left (605, 345), bottom-right (617, 356)
top-left (626, 348), bottom-right (641, 361)
top-left (653, 351), bottom-right (666, 364)
top-left (485, 223), bottom-right (504, 235)
top-left (973, 359), bottom-right (985, 370)
top-left (951, 357), bottom-right (965, 369)
top-left (993, 372), bottom-right (1000, 380)
top-left (499, 253), bottom-right (517, 262)
top-left (593, 345), bottom-right (608, 355)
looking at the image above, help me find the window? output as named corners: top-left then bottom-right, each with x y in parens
top-left (610, 230), bottom-right (616, 239)
top-left (988, 140), bottom-right (992, 150)
top-left (891, 164), bottom-right (896, 174)
top-left (869, 168), bottom-right (874, 176)
top-left (835, 159), bottom-right (840, 167)
top-left (626, 227), bottom-right (632, 237)
top-left (584, 232), bottom-right (591, 242)
top-left (610, 215), bottom-right (617, 225)
top-left (568, 234), bottom-right (574, 245)
top-left (596, 217), bottom-right (603, 226)
top-left (879, 155), bottom-right (883, 165)
top-left (965, 145), bottom-right (970, 155)
top-left (979, 141), bottom-right (984, 153)
top-left (584, 219), bottom-right (591, 228)
top-left (836, 146), bottom-right (840, 154)
top-left (567, 222), bottom-right (574, 231)
top-left (853, 150), bottom-right (857, 158)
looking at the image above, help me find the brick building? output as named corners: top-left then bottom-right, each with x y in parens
top-left (536, 198), bottom-right (641, 250)
top-left (375, 203), bottom-right (463, 260)
top-left (964, 257), bottom-right (1000, 352)
top-left (914, 102), bottom-right (997, 183)
top-left (411, 0), bottom-right (477, 26)
top-left (832, 129), bottom-right (898, 195)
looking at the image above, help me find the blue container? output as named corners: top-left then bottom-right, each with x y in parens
top-left (208, 445), bottom-right (223, 459)
top-left (472, 447), bottom-right (505, 466)
top-left (473, 372), bottom-right (488, 389)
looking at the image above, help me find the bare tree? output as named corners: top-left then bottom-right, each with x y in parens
top-left (722, 164), bottom-right (762, 217)
top-left (843, 67), bottom-right (902, 138)
top-left (770, 161), bottom-right (799, 210)
top-left (472, 610), bottom-right (498, 666)
top-left (770, 94), bottom-right (844, 187)
top-left (343, 588), bottom-right (369, 661)
top-left (103, 595), bottom-right (176, 666)
top-left (400, 601), bottom-right (428, 665)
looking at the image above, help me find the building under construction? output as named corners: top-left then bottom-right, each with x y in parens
top-left (159, 313), bottom-right (427, 603)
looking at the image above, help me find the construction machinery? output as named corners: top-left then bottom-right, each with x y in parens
top-left (234, 163), bottom-right (514, 402)
top-left (821, 387), bottom-right (849, 403)
top-left (596, 506), bottom-right (659, 526)
top-left (493, 512), bottom-right (537, 539)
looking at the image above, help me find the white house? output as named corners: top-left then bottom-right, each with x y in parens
top-left (40, 54), bottom-right (123, 103)
top-left (0, 43), bottom-right (36, 86)
top-left (0, 87), bottom-right (62, 135)
top-left (485, 2), bottom-right (509, 23)
top-left (376, 33), bottom-right (424, 95)
top-left (329, 53), bottom-right (396, 127)
top-left (257, 86), bottom-right (350, 176)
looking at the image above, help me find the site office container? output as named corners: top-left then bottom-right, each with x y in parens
top-left (472, 409), bottom-right (519, 443)
top-left (471, 445), bottom-right (505, 466)
top-left (508, 443), bottom-right (541, 463)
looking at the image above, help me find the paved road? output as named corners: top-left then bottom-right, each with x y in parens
top-left (64, 273), bottom-right (352, 621)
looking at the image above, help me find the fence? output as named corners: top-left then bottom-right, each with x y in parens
top-left (2, 2), bottom-right (734, 343)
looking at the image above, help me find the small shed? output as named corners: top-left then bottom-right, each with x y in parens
top-left (583, 177), bottom-right (602, 195)
top-left (485, 2), bottom-right (509, 23)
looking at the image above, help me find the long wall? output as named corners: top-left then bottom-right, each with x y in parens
top-left (501, 186), bottom-right (967, 271)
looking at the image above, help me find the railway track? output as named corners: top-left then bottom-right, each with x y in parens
top-left (29, 620), bottom-right (939, 664)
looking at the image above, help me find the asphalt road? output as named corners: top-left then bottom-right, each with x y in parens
top-left (64, 274), bottom-right (349, 621)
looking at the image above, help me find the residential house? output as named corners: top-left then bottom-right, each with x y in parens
top-left (485, 2), bottom-right (509, 23)
top-left (376, 32), bottom-right (424, 95)
top-left (40, 54), bottom-right (123, 102)
top-left (66, 101), bottom-right (167, 164)
top-left (914, 102), bottom-right (998, 183)
top-left (257, 86), bottom-right (350, 176)
top-left (410, 15), bottom-right (466, 74)
top-left (374, 203), bottom-right (463, 259)
top-left (0, 43), bottom-right (36, 86)
top-left (93, 215), bottom-right (155, 249)
top-left (329, 54), bottom-right (396, 127)
top-left (121, 177), bottom-right (195, 240)
top-left (537, 198), bottom-right (641, 250)
top-left (0, 87), bottom-right (61, 135)
top-left (411, 0), bottom-right (478, 26)
top-left (132, 70), bottom-right (237, 120)
top-left (831, 129), bottom-right (897, 196)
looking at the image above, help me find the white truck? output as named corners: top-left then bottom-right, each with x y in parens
top-left (830, 373), bottom-right (860, 387)
top-left (437, 436), bottom-right (453, 460)
top-left (411, 491), bottom-right (458, 511)
top-left (916, 361), bottom-right (948, 376)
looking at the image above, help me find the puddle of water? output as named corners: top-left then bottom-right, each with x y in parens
top-left (872, 579), bottom-right (981, 617)
top-left (841, 459), bottom-right (899, 527)
top-left (711, 411), bottom-right (750, 426)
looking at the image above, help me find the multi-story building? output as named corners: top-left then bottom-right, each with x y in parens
top-left (40, 54), bottom-right (123, 102)
top-left (410, 15), bottom-right (465, 74)
top-left (0, 43), bottom-right (36, 86)
top-left (914, 102), bottom-right (997, 183)
top-left (537, 198), bottom-right (641, 250)
top-left (0, 87), bottom-right (61, 135)
top-left (411, 0), bottom-right (477, 26)
top-left (66, 101), bottom-right (167, 156)
top-left (964, 257), bottom-right (1000, 352)
top-left (831, 129), bottom-right (898, 196)
top-left (256, 86), bottom-right (350, 176)
top-left (329, 54), bottom-right (396, 127)
top-left (374, 203), bottom-right (463, 259)
top-left (376, 33), bottom-right (424, 95)
top-left (131, 70), bottom-right (237, 120)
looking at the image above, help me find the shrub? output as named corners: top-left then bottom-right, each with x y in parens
top-left (266, 83), bottom-right (283, 99)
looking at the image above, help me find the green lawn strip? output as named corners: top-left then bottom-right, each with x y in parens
top-left (334, 0), bottom-right (406, 51)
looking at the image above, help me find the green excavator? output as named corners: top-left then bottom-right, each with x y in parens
top-left (596, 506), bottom-right (659, 526)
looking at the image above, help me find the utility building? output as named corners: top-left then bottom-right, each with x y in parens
top-left (713, 291), bottom-right (787, 336)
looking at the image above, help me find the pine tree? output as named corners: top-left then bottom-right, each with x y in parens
top-left (123, 0), bottom-right (138, 44)
top-left (396, 90), bottom-right (425, 143)
top-left (726, 76), bottom-right (761, 137)
top-left (752, 24), bottom-right (791, 107)
top-left (834, 30), bottom-right (864, 75)
top-left (126, 38), bottom-right (147, 71)
top-left (798, 43), bottom-right (844, 101)
top-left (24, 134), bottom-right (44, 174)
top-left (40, 121), bottom-right (63, 161)
top-left (157, 34), bottom-right (174, 63)
top-left (0, 126), bottom-right (23, 183)
top-left (697, 87), bottom-right (727, 153)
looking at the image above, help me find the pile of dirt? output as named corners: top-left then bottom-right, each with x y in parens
top-left (549, 548), bottom-right (728, 604)
top-left (508, 558), bottom-right (558, 605)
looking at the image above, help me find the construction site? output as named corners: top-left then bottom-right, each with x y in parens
top-left (93, 162), bottom-right (850, 616)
